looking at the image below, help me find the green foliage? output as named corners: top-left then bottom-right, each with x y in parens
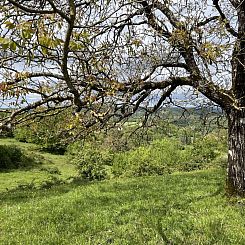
top-left (112, 134), bottom-right (227, 177)
top-left (69, 131), bottom-right (227, 180)
top-left (113, 138), bottom-right (183, 177)
top-left (0, 145), bottom-right (35, 170)
top-left (14, 126), bottom-right (35, 143)
top-left (66, 140), bottom-right (84, 157)
top-left (14, 113), bottom-right (70, 154)
top-left (14, 124), bottom-right (67, 154)
top-left (71, 143), bottom-right (113, 181)
top-left (0, 145), bottom-right (20, 169)
top-left (0, 128), bottom-right (13, 138)
top-left (181, 131), bottom-right (227, 171)
top-left (12, 110), bottom-right (228, 180)
top-left (191, 135), bottom-right (222, 163)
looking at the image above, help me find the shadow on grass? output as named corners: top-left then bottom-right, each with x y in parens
top-left (0, 164), bottom-right (42, 173)
top-left (0, 170), bottom-right (224, 209)
top-left (0, 151), bottom-right (48, 174)
top-left (0, 177), bottom-right (92, 204)
top-left (0, 170), bottom-right (229, 244)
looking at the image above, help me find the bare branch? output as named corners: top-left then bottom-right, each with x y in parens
top-left (197, 16), bottom-right (219, 27)
top-left (7, 0), bottom-right (55, 14)
top-left (213, 0), bottom-right (238, 37)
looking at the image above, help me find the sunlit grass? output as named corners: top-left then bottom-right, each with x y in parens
top-left (0, 138), bottom-right (244, 244)
top-left (0, 138), bottom-right (76, 192)
top-left (1, 169), bottom-right (245, 244)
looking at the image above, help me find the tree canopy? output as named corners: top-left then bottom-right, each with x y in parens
top-left (0, 0), bottom-right (239, 125)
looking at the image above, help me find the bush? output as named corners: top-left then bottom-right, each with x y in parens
top-left (188, 135), bottom-right (223, 162)
top-left (0, 145), bottom-right (41, 170)
top-left (13, 112), bottom-right (73, 154)
top-left (112, 135), bottom-right (227, 176)
top-left (71, 143), bottom-right (113, 181)
top-left (112, 138), bottom-right (184, 177)
top-left (0, 145), bottom-right (35, 170)
top-left (14, 126), bottom-right (67, 154)
top-left (0, 126), bottom-right (13, 138)
top-left (0, 145), bottom-right (22, 169)
top-left (14, 127), bottom-right (34, 143)
top-left (179, 132), bottom-right (227, 171)
top-left (66, 141), bottom-right (83, 157)
top-left (69, 131), bottom-right (227, 180)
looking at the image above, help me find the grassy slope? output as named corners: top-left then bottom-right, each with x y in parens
top-left (0, 139), bottom-right (245, 244)
top-left (0, 138), bottom-right (76, 192)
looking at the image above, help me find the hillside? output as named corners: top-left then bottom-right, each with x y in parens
top-left (1, 169), bottom-right (245, 244)
top-left (0, 138), bottom-right (244, 244)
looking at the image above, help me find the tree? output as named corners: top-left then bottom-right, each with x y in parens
top-left (0, 0), bottom-right (244, 194)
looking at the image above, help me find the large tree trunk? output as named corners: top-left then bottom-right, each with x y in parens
top-left (227, 109), bottom-right (245, 194)
top-left (227, 2), bottom-right (245, 195)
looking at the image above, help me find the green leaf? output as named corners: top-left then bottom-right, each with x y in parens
top-left (69, 41), bottom-right (83, 51)
top-left (21, 30), bottom-right (32, 40)
top-left (9, 41), bottom-right (17, 51)
top-left (4, 21), bottom-right (15, 29)
top-left (0, 37), bottom-right (11, 50)
top-left (0, 37), bottom-right (10, 45)
top-left (41, 47), bottom-right (48, 55)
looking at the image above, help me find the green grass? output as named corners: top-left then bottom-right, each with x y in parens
top-left (1, 168), bottom-right (245, 244)
top-left (0, 138), bottom-right (245, 244)
top-left (0, 138), bottom-right (76, 192)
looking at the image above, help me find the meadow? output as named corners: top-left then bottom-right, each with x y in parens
top-left (0, 137), bottom-right (245, 244)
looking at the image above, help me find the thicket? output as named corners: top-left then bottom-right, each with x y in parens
top-left (11, 108), bottom-right (227, 180)
top-left (68, 129), bottom-right (227, 181)
top-left (0, 145), bottom-right (37, 170)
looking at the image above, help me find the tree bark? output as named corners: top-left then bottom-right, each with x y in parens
top-left (227, 109), bottom-right (245, 194)
top-left (227, 1), bottom-right (245, 195)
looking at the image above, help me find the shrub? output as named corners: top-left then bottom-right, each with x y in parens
top-left (71, 143), bottom-right (113, 181)
top-left (14, 127), bottom-right (34, 143)
top-left (69, 131), bottom-right (227, 180)
top-left (112, 138), bottom-right (184, 177)
top-left (188, 135), bottom-right (223, 163)
top-left (66, 141), bottom-right (83, 157)
top-left (13, 112), bottom-right (72, 154)
top-left (0, 145), bottom-right (33, 170)
top-left (0, 145), bottom-right (22, 169)
top-left (14, 125), bottom-right (67, 154)
top-left (180, 132), bottom-right (227, 171)
top-left (122, 145), bottom-right (167, 177)
top-left (0, 126), bottom-right (13, 138)
top-left (112, 135), bottom-right (227, 176)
